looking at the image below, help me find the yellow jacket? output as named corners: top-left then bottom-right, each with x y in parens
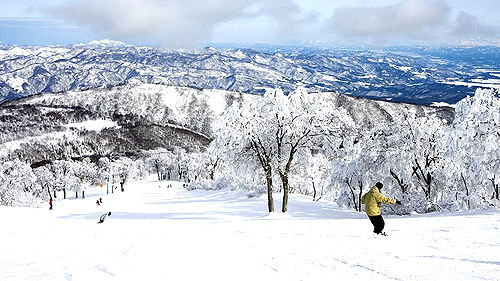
top-left (361, 186), bottom-right (396, 216)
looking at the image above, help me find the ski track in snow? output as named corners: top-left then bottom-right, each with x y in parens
top-left (0, 179), bottom-right (499, 281)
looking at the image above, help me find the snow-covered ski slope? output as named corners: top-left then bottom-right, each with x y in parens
top-left (1, 179), bottom-right (499, 281)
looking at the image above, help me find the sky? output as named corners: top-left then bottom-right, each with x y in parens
top-left (0, 0), bottom-right (499, 48)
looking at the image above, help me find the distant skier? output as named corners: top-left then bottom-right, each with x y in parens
top-left (361, 182), bottom-right (401, 236)
top-left (98, 212), bottom-right (112, 224)
top-left (49, 198), bottom-right (53, 210)
top-left (96, 200), bottom-right (100, 206)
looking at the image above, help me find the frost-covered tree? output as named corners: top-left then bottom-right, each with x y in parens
top-left (72, 158), bottom-right (98, 198)
top-left (186, 152), bottom-right (208, 182)
top-left (0, 160), bottom-right (41, 207)
top-left (211, 92), bottom-right (277, 211)
top-left (271, 88), bottom-right (354, 212)
top-left (212, 88), bottom-right (354, 212)
top-left (329, 119), bottom-right (393, 212)
top-left (50, 160), bottom-right (78, 199)
top-left (145, 148), bottom-right (175, 180)
top-left (97, 157), bottom-right (111, 194)
top-left (171, 148), bottom-right (189, 182)
top-left (34, 166), bottom-right (56, 200)
top-left (295, 153), bottom-right (330, 201)
top-left (113, 157), bottom-right (139, 192)
top-left (386, 112), bottom-right (447, 212)
top-left (445, 88), bottom-right (500, 208)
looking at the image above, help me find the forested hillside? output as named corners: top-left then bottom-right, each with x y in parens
top-left (0, 83), bottom-right (498, 213)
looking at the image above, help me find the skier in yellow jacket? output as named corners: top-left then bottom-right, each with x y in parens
top-left (361, 182), bottom-right (401, 236)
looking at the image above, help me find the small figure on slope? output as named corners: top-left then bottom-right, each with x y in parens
top-left (96, 200), bottom-right (100, 206)
top-left (49, 198), bottom-right (53, 210)
top-left (98, 212), bottom-right (112, 224)
top-left (361, 182), bottom-right (401, 236)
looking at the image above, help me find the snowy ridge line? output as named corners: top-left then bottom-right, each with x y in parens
top-left (163, 122), bottom-right (212, 141)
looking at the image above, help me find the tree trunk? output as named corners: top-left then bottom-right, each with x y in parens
top-left (210, 157), bottom-right (219, 180)
top-left (312, 181), bottom-right (317, 201)
top-left (47, 186), bottom-right (53, 201)
top-left (82, 191), bottom-right (85, 199)
top-left (280, 146), bottom-right (298, 213)
top-left (53, 190), bottom-right (57, 199)
top-left (357, 180), bottom-right (364, 212)
top-left (63, 188), bottom-right (66, 199)
top-left (281, 174), bottom-right (289, 213)
top-left (265, 168), bottom-right (274, 212)
top-left (390, 169), bottom-right (408, 194)
top-left (346, 178), bottom-right (358, 212)
top-left (107, 173), bottom-right (110, 194)
top-left (75, 191), bottom-right (78, 199)
top-left (413, 159), bottom-right (432, 199)
top-left (461, 173), bottom-right (470, 209)
top-left (156, 162), bottom-right (161, 181)
top-left (250, 138), bottom-right (274, 212)
top-left (490, 175), bottom-right (499, 200)
top-left (178, 164), bottom-right (182, 180)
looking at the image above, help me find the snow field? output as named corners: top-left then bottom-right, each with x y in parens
top-left (1, 179), bottom-right (499, 281)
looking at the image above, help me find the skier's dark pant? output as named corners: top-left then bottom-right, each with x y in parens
top-left (368, 215), bottom-right (385, 234)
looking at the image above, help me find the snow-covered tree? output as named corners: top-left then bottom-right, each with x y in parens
top-left (34, 166), bottom-right (56, 200)
top-left (271, 88), bottom-right (354, 212)
top-left (145, 148), bottom-right (175, 180)
top-left (211, 92), bottom-right (277, 211)
top-left (0, 160), bottom-right (41, 207)
top-left (212, 88), bottom-right (354, 212)
top-left (49, 160), bottom-right (78, 199)
top-left (386, 112), bottom-right (447, 212)
top-left (113, 157), bottom-right (139, 192)
top-left (72, 158), bottom-right (98, 198)
top-left (97, 157), bottom-right (111, 194)
top-left (295, 152), bottom-right (330, 201)
top-left (331, 137), bottom-right (385, 211)
top-left (445, 88), bottom-right (500, 208)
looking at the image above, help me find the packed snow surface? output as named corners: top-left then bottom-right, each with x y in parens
top-left (1, 179), bottom-right (499, 281)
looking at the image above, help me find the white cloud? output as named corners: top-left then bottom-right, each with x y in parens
top-left (325, 0), bottom-right (450, 43)
top-left (38, 0), bottom-right (500, 47)
top-left (48, 0), bottom-right (317, 48)
top-left (256, 1), bottom-right (319, 40)
top-left (453, 11), bottom-right (500, 37)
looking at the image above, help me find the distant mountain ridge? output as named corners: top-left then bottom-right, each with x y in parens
top-left (1, 42), bottom-right (498, 105)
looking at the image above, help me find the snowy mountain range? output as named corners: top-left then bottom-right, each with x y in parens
top-left (1, 41), bottom-right (499, 105)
